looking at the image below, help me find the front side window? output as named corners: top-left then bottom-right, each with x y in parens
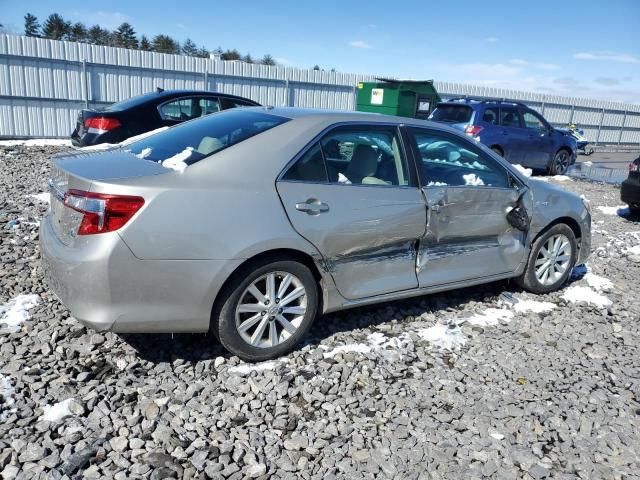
top-left (522, 111), bottom-right (546, 131)
top-left (410, 128), bottom-right (510, 188)
top-left (320, 127), bottom-right (409, 186)
top-left (500, 108), bottom-right (521, 128)
top-left (125, 110), bottom-right (288, 166)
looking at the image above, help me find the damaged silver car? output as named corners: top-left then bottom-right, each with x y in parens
top-left (40, 108), bottom-right (591, 361)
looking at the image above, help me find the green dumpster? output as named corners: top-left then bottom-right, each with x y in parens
top-left (356, 78), bottom-right (442, 119)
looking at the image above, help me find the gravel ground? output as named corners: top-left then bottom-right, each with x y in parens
top-left (1, 145), bottom-right (639, 480)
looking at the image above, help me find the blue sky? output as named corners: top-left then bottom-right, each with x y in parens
top-left (2, 0), bottom-right (639, 103)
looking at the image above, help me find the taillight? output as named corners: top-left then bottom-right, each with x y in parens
top-left (629, 162), bottom-right (639, 172)
top-left (64, 190), bottom-right (144, 235)
top-left (84, 117), bottom-right (121, 132)
top-left (464, 125), bottom-right (484, 136)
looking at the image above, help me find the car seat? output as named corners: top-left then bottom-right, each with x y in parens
top-left (346, 145), bottom-right (388, 185)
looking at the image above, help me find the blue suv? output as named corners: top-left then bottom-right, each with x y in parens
top-left (429, 99), bottom-right (577, 175)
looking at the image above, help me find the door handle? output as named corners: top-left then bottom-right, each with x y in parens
top-left (295, 199), bottom-right (329, 215)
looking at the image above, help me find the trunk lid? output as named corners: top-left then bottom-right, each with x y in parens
top-left (48, 150), bottom-right (168, 244)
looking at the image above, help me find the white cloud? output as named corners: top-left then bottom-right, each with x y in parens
top-left (510, 59), bottom-right (528, 66)
top-left (574, 51), bottom-right (639, 64)
top-left (486, 37), bottom-right (498, 43)
top-left (68, 11), bottom-right (131, 29)
top-left (349, 40), bottom-right (373, 49)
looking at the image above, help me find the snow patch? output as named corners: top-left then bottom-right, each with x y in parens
top-left (463, 173), bottom-right (485, 186)
top-left (40, 399), bottom-right (76, 422)
top-left (323, 343), bottom-right (371, 358)
top-left (626, 245), bottom-right (640, 255)
top-left (513, 164), bottom-right (532, 177)
top-left (427, 181), bottom-right (448, 186)
top-left (596, 205), bottom-right (628, 216)
top-left (550, 175), bottom-right (572, 182)
top-left (79, 127), bottom-right (170, 151)
top-left (512, 299), bottom-right (556, 313)
top-left (465, 308), bottom-right (514, 327)
top-left (584, 272), bottom-right (613, 292)
top-left (0, 375), bottom-right (16, 420)
top-left (0, 139), bottom-right (71, 147)
top-left (228, 360), bottom-right (284, 375)
top-left (416, 323), bottom-right (466, 351)
top-left (29, 192), bottom-right (50, 204)
top-left (322, 332), bottom-right (411, 360)
top-left (562, 285), bottom-right (611, 307)
top-left (0, 294), bottom-right (40, 332)
top-left (161, 147), bottom-right (193, 173)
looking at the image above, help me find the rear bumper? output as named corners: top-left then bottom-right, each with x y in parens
top-left (40, 214), bottom-right (241, 333)
top-left (621, 177), bottom-right (640, 206)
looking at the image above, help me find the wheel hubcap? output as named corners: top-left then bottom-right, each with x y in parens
top-left (235, 271), bottom-right (307, 348)
top-left (555, 152), bottom-right (569, 174)
top-left (534, 234), bottom-right (572, 286)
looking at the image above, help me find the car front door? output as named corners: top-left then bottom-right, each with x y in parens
top-left (407, 127), bottom-right (528, 287)
top-left (521, 110), bottom-right (553, 168)
top-left (276, 124), bottom-right (426, 300)
top-left (499, 107), bottom-right (527, 164)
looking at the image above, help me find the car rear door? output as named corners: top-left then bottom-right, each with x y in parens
top-left (499, 107), bottom-right (527, 164)
top-left (276, 124), bottom-right (426, 300)
top-left (407, 127), bottom-right (528, 287)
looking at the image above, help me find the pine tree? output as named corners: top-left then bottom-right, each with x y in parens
top-left (313, 65), bottom-right (320, 70)
top-left (261, 54), bottom-right (276, 66)
top-left (196, 45), bottom-right (210, 58)
top-left (68, 23), bottom-right (87, 43)
top-left (242, 54), bottom-right (254, 64)
top-left (42, 14), bottom-right (70, 40)
top-left (24, 13), bottom-right (40, 37)
top-left (181, 38), bottom-right (198, 56)
top-left (221, 49), bottom-right (241, 61)
top-left (113, 22), bottom-right (138, 49)
top-left (140, 35), bottom-right (151, 51)
top-left (151, 34), bottom-right (180, 54)
top-left (87, 25), bottom-right (111, 45)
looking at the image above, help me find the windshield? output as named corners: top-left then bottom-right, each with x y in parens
top-left (124, 109), bottom-right (288, 170)
top-left (429, 104), bottom-right (473, 123)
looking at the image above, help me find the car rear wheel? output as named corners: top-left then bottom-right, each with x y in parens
top-left (629, 204), bottom-right (640, 216)
top-left (212, 258), bottom-right (318, 362)
top-left (549, 149), bottom-right (571, 175)
top-left (516, 224), bottom-right (577, 294)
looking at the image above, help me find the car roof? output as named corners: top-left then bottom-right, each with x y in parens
top-left (152, 89), bottom-right (258, 102)
top-left (241, 106), bottom-right (443, 128)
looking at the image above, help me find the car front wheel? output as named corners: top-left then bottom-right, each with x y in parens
top-left (549, 149), bottom-right (571, 175)
top-left (212, 258), bottom-right (318, 361)
top-left (516, 224), bottom-right (577, 294)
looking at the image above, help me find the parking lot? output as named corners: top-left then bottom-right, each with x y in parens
top-left (1, 143), bottom-right (639, 479)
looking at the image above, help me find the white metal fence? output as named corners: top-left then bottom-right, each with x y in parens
top-left (1, 33), bottom-right (639, 144)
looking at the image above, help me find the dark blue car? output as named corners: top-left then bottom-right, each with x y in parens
top-left (429, 99), bottom-right (577, 175)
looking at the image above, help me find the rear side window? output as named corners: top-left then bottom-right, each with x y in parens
top-left (159, 97), bottom-right (220, 121)
top-left (125, 110), bottom-right (288, 166)
top-left (481, 108), bottom-right (499, 125)
top-left (500, 108), bottom-right (521, 128)
top-left (429, 105), bottom-right (473, 123)
top-left (283, 143), bottom-right (327, 182)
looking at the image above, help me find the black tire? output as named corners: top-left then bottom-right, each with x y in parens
top-left (516, 224), bottom-right (578, 294)
top-left (491, 146), bottom-right (504, 157)
top-left (549, 149), bottom-right (571, 175)
top-left (211, 257), bottom-right (318, 362)
top-left (629, 204), bottom-right (640, 216)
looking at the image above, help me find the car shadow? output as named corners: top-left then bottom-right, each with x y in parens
top-left (118, 280), bottom-right (514, 364)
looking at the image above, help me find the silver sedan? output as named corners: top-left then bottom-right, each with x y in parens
top-left (41, 107), bottom-right (591, 361)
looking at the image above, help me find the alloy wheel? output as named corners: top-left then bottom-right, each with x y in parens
top-left (554, 151), bottom-right (570, 175)
top-left (235, 271), bottom-right (307, 348)
top-left (534, 234), bottom-right (572, 286)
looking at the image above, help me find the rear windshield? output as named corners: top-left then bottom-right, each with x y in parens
top-left (104, 92), bottom-right (160, 112)
top-left (124, 109), bottom-right (288, 166)
top-left (429, 104), bottom-right (473, 123)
